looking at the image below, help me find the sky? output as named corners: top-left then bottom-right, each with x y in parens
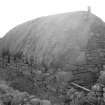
top-left (0, 0), bottom-right (104, 38)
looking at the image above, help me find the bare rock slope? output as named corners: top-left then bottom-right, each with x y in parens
top-left (0, 11), bottom-right (105, 68)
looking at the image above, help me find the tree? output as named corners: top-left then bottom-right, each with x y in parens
top-left (28, 55), bottom-right (34, 74)
top-left (14, 51), bottom-right (23, 61)
top-left (1, 48), bottom-right (11, 68)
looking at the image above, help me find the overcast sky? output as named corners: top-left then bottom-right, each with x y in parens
top-left (0, 0), bottom-right (104, 38)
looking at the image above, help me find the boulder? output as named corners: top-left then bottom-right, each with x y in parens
top-left (0, 11), bottom-right (105, 69)
top-left (41, 99), bottom-right (51, 105)
top-left (30, 98), bottom-right (41, 105)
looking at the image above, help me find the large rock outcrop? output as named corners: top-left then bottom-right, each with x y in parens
top-left (0, 11), bottom-right (105, 69)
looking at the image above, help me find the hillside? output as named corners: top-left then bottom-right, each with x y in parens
top-left (0, 11), bottom-right (105, 105)
top-left (0, 11), bottom-right (105, 69)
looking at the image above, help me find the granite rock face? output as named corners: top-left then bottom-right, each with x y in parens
top-left (0, 11), bottom-right (105, 69)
